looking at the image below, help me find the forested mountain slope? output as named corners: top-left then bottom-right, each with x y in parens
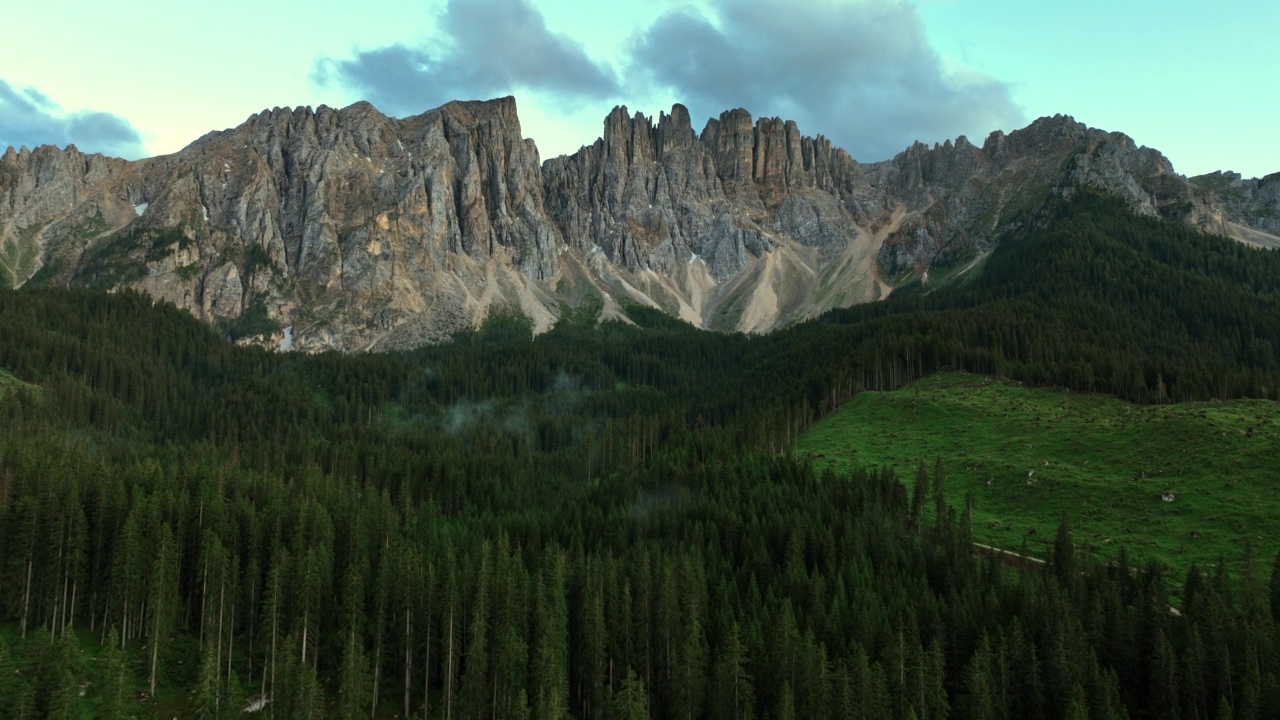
top-left (2, 191), bottom-right (1280, 718)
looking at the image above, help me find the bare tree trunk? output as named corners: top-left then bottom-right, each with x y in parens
top-left (423, 621), bottom-right (432, 720)
top-left (20, 558), bottom-right (33, 638)
top-left (445, 605), bottom-right (455, 720)
top-left (246, 575), bottom-right (256, 686)
top-left (404, 607), bottom-right (413, 718)
top-left (216, 578), bottom-right (225, 714)
top-left (372, 638), bottom-right (382, 719)
top-left (227, 601), bottom-right (235, 685)
top-left (60, 571), bottom-right (71, 635)
top-left (200, 554), bottom-right (209, 649)
top-left (49, 584), bottom-right (61, 636)
top-left (149, 595), bottom-right (162, 695)
top-left (120, 590), bottom-right (129, 648)
top-left (266, 581), bottom-right (278, 701)
top-left (68, 578), bottom-right (77, 632)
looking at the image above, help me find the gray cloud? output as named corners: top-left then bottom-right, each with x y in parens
top-left (0, 80), bottom-right (145, 158)
top-left (630, 0), bottom-right (1024, 161)
top-left (315, 0), bottom-right (619, 117)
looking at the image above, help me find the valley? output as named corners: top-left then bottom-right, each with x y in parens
top-left (1, 134), bottom-right (1279, 719)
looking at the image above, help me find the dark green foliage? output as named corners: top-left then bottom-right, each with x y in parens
top-left (612, 668), bottom-right (650, 720)
top-left (241, 242), bottom-right (275, 275)
top-left (72, 231), bottom-right (148, 290)
top-left (20, 257), bottom-right (63, 289)
top-left (218, 298), bottom-right (278, 341)
top-left (1, 189), bottom-right (1280, 719)
top-left (98, 628), bottom-right (134, 720)
top-left (813, 189), bottom-right (1280, 402)
top-left (1269, 553), bottom-right (1280, 623)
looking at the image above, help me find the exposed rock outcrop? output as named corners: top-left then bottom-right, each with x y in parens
top-left (2, 100), bottom-right (1277, 351)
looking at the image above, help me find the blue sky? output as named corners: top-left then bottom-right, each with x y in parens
top-left (1, 0), bottom-right (1276, 178)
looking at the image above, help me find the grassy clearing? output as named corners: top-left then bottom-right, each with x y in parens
top-left (0, 368), bottom-right (38, 400)
top-left (799, 373), bottom-right (1280, 581)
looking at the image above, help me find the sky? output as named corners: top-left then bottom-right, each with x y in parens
top-left (1, 0), bottom-right (1276, 178)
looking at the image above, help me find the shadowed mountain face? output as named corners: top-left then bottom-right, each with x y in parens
top-left (2, 96), bottom-right (1277, 351)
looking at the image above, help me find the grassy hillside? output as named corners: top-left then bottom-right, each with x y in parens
top-left (799, 372), bottom-right (1280, 580)
top-left (0, 368), bottom-right (36, 400)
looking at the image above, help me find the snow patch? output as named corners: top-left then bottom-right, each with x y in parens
top-left (132, 202), bottom-right (149, 216)
top-left (201, 205), bottom-right (209, 221)
top-left (279, 326), bottom-right (294, 351)
top-left (688, 253), bottom-right (705, 266)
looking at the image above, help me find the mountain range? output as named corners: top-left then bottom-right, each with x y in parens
top-left (2, 96), bottom-right (1277, 351)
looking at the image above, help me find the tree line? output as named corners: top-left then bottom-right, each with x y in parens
top-left (2, 189), bottom-right (1280, 717)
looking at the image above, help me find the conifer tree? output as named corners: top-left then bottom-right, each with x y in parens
top-left (99, 628), bottom-right (133, 720)
top-left (1217, 695), bottom-right (1234, 720)
top-left (147, 523), bottom-right (178, 696)
top-left (0, 634), bottom-right (28, 720)
top-left (1065, 683), bottom-right (1091, 720)
top-left (611, 669), bottom-right (650, 720)
top-left (534, 553), bottom-right (570, 720)
top-left (962, 635), bottom-right (998, 720)
top-left (673, 594), bottom-right (707, 720)
top-left (1150, 629), bottom-right (1182, 720)
top-left (1053, 515), bottom-right (1077, 583)
top-left (775, 680), bottom-right (795, 720)
top-left (44, 628), bottom-right (82, 720)
top-left (337, 625), bottom-right (372, 720)
top-left (932, 458), bottom-right (948, 529)
top-left (712, 620), bottom-right (755, 720)
top-left (910, 463), bottom-right (929, 531)
top-left (460, 554), bottom-right (491, 720)
top-left (193, 640), bottom-right (225, 720)
top-left (258, 543), bottom-right (289, 705)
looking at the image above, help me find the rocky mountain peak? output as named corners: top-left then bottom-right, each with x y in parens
top-left (2, 99), bottom-right (1276, 351)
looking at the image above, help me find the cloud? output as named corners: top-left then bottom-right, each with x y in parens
top-left (0, 79), bottom-right (145, 158)
top-left (629, 0), bottom-right (1024, 160)
top-left (315, 0), bottom-right (619, 117)
top-left (313, 0), bottom-right (1021, 161)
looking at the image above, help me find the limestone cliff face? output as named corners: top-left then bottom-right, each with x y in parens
top-left (2, 98), bottom-right (563, 350)
top-left (2, 100), bottom-right (1277, 351)
top-left (863, 115), bottom-right (1223, 279)
top-left (542, 105), bottom-right (886, 331)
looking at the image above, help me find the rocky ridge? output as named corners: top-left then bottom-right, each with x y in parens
top-left (2, 97), bottom-right (1277, 351)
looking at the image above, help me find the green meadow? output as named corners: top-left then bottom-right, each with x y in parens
top-left (0, 368), bottom-right (37, 399)
top-left (799, 373), bottom-right (1280, 581)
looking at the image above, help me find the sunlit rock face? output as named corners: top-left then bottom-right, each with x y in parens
top-left (3, 100), bottom-right (1276, 351)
